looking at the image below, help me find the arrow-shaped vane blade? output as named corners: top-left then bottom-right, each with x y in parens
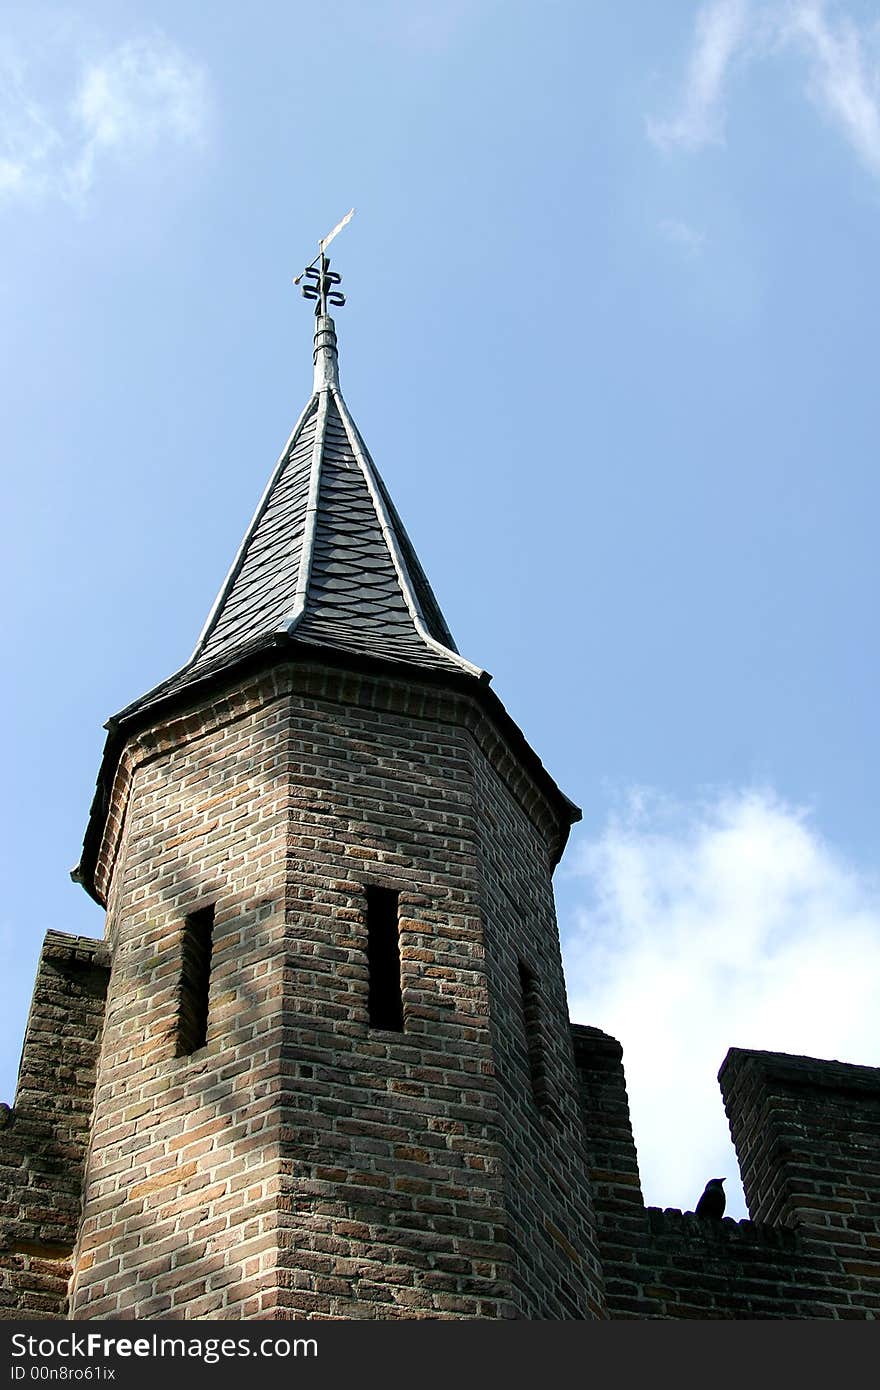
top-left (320, 207), bottom-right (355, 254)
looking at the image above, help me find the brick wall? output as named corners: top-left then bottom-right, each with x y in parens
top-left (8, 659), bottom-right (878, 1321)
top-left (721, 1048), bottom-right (880, 1315)
top-left (475, 768), bottom-right (603, 1316)
top-left (0, 932), bottom-right (109, 1319)
top-left (597, 1208), bottom-right (846, 1318)
top-left (68, 660), bottom-right (604, 1320)
top-left (574, 1029), bottom-right (880, 1318)
top-left (70, 675), bottom-right (291, 1319)
top-left (571, 1026), bottom-right (644, 1228)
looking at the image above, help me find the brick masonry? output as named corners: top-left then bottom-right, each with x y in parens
top-left (720, 1048), bottom-right (880, 1314)
top-left (66, 660), bottom-right (604, 1319)
top-left (2, 656), bottom-right (878, 1320)
top-left (0, 933), bottom-right (109, 1318)
top-left (574, 1027), bottom-right (880, 1317)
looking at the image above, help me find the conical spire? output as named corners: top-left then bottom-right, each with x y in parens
top-left (122, 298), bottom-right (486, 720)
top-left (73, 269), bottom-right (581, 906)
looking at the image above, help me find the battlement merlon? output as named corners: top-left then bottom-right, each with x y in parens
top-left (1, 933), bottom-right (110, 1251)
top-left (720, 1046), bottom-right (880, 1231)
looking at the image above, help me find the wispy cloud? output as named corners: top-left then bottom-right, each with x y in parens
top-left (648, 0), bottom-right (751, 151)
top-left (0, 34), bottom-right (210, 205)
top-left (785, 1), bottom-right (880, 176)
top-left (70, 39), bottom-right (210, 198)
top-left (650, 0), bottom-right (880, 178)
top-left (658, 217), bottom-right (706, 256)
top-left (563, 787), bottom-right (880, 1217)
top-left (0, 55), bottom-right (63, 198)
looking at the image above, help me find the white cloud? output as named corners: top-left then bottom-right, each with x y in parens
top-left (785, 1), bottom-right (880, 177)
top-left (658, 217), bottom-right (706, 255)
top-left (648, 0), bottom-right (751, 151)
top-left (0, 34), bottom-right (209, 205)
top-left (0, 56), bottom-right (62, 198)
top-left (69, 38), bottom-right (209, 198)
top-left (650, 0), bottom-right (880, 177)
top-left (563, 787), bottom-right (880, 1219)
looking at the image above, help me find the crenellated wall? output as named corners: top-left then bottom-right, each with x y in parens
top-left (720, 1047), bottom-right (880, 1314)
top-left (2, 696), bottom-right (878, 1319)
top-left (573, 1027), bottom-right (880, 1318)
top-left (0, 933), bottom-right (109, 1319)
top-left (3, 930), bottom-right (879, 1318)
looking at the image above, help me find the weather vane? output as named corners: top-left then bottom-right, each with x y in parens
top-left (293, 208), bottom-right (355, 315)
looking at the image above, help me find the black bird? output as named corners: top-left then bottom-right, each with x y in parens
top-left (695, 1177), bottom-right (726, 1219)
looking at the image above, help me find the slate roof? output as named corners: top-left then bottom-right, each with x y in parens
top-left (123, 313), bottom-right (484, 720)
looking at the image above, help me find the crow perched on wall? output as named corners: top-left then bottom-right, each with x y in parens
top-left (695, 1178), bottom-right (726, 1219)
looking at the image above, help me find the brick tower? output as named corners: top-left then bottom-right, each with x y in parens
top-left (61, 276), bottom-right (605, 1319)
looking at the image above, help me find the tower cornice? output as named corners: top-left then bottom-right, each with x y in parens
top-left (72, 643), bottom-right (581, 907)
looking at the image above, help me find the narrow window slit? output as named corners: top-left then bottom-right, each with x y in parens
top-left (176, 905), bottom-right (214, 1056)
top-left (519, 959), bottom-right (551, 1112)
top-left (366, 887), bottom-right (403, 1031)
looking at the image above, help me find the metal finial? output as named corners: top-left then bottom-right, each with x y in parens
top-left (293, 208), bottom-right (354, 316)
top-left (300, 256), bottom-right (345, 315)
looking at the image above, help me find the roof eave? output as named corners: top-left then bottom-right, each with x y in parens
top-left (72, 639), bottom-right (581, 906)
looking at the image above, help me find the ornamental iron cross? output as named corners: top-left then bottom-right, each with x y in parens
top-left (294, 209), bottom-right (354, 316)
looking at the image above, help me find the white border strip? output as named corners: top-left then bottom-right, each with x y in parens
top-left (188, 393), bottom-right (319, 663)
top-left (331, 385), bottom-right (487, 680)
top-left (280, 387), bottom-right (329, 632)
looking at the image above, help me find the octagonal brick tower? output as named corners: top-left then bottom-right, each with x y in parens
top-left (70, 305), bottom-right (605, 1319)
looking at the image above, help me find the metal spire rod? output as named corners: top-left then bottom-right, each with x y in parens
top-left (293, 208), bottom-right (354, 315)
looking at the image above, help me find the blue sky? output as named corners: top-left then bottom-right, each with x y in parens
top-left (2, 0), bottom-right (879, 1221)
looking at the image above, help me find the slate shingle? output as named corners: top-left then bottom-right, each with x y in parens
top-left (132, 315), bottom-right (483, 713)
